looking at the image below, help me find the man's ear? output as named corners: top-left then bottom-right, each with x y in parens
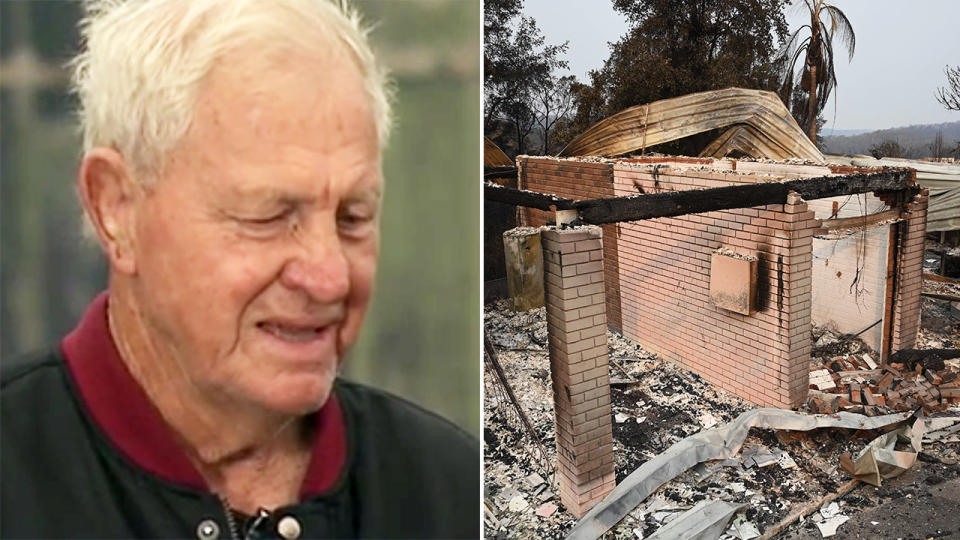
top-left (76, 148), bottom-right (140, 275)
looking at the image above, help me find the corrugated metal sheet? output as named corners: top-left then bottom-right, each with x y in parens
top-left (559, 88), bottom-right (824, 162)
top-left (698, 124), bottom-right (789, 159)
top-left (484, 136), bottom-right (513, 167)
top-left (826, 155), bottom-right (960, 232)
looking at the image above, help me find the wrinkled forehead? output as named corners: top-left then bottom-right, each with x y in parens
top-left (159, 45), bottom-right (381, 203)
top-left (181, 46), bottom-right (379, 156)
top-left (210, 43), bottom-right (371, 114)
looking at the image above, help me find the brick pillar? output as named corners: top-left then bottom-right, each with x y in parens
top-left (780, 192), bottom-right (816, 407)
top-left (541, 226), bottom-right (615, 517)
top-left (891, 189), bottom-right (929, 351)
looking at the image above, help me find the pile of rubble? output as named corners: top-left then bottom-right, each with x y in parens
top-left (805, 327), bottom-right (960, 417)
top-left (484, 300), bottom-right (753, 538)
top-left (484, 300), bottom-right (960, 539)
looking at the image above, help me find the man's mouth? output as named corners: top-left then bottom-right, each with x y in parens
top-left (257, 321), bottom-right (328, 343)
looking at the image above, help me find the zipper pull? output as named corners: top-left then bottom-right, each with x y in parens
top-left (244, 508), bottom-right (272, 539)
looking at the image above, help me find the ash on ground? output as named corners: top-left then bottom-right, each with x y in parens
top-left (484, 292), bottom-right (960, 540)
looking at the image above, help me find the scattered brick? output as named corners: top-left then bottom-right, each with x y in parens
top-left (805, 348), bottom-right (959, 416)
top-left (849, 383), bottom-right (862, 404)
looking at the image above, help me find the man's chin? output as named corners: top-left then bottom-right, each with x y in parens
top-left (255, 377), bottom-right (336, 416)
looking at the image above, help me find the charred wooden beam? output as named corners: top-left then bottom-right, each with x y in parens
top-left (784, 170), bottom-right (913, 200)
top-left (921, 291), bottom-right (960, 302)
top-left (815, 209), bottom-right (903, 235)
top-left (756, 479), bottom-right (860, 540)
top-left (484, 169), bottom-right (916, 224)
top-left (484, 166), bottom-right (518, 180)
top-left (575, 169), bottom-right (915, 225)
top-left (484, 182), bottom-right (575, 211)
top-left (923, 273), bottom-right (960, 285)
top-left (575, 182), bottom-right (788, 224)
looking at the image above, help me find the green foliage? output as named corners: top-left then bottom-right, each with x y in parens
top-left (571, 0), bottom-right (789, 155)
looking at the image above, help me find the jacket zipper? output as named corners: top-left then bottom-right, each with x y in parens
top-left (217, 494), bottom-right (242, 540)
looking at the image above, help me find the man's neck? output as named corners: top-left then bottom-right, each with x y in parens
top-left (107, 284), bottom-right (312, 508)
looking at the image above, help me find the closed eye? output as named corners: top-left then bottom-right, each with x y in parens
top-left (337, 208), bottom-right (376, 238)
top-left (246, 213), bottom-right (286, 225)
top-left (239, 207), bottom-right (295, 229)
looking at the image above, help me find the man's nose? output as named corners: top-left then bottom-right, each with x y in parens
top-left (278, 231), bottom-right (350, 303)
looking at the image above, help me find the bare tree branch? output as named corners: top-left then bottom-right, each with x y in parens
top-left (936, 65), bottom-right (960, 112)
top-left (532, 75), bottom-right (576, 154)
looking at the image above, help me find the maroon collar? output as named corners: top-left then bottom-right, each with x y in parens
top-left (61, 292), bottom-right (347, 498)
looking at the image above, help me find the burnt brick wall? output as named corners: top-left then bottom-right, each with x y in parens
top-left (609, 165), bottom-right (816, 408)
top-left (520, 157), bottom-right (821, 408)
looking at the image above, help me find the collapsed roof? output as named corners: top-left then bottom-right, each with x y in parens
top-left (558, 88), bottom-right (824, 162)
top-left (485, 136), bottom-right (513, 167)
top-left (485, 87), bottom-right (958, 232)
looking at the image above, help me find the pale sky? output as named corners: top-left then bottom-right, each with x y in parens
top-left (522, 0), bottom-right (960, 131)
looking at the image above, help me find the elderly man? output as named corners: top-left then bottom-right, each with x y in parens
top-left (0, 1), bottom-right (478, 538)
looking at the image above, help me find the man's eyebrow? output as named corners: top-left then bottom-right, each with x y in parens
top-left (218, 187), bottom-right (308, 211)
top-left (347, 187), bottom-right (382, 203)
top-left (215, 198), bottom-right (302, 226)
top-left (224, 182), bottom-right (381, 207)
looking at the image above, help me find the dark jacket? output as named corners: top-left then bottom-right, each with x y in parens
top-left (1, 296), bottom-right (479, 539)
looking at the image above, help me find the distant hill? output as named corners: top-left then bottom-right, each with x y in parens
top-left (822, 128), bottom-right (872, 137)
top-left (822, 121), bottom-right (960, 159)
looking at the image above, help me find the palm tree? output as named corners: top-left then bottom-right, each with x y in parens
top-left (775, 0), bottom-right (855, 143)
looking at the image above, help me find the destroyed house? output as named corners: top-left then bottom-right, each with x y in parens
top-left (492, 156), bottom-right (928, 411)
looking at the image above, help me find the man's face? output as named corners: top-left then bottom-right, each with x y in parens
top-left (129, 51), bottom-right (381, 415)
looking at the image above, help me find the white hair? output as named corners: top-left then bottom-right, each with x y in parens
top-left (71, 0), bottom-right (393, 183)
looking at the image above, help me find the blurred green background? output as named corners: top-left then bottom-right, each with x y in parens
top-left (0, 1), bottom-right (481, 436)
